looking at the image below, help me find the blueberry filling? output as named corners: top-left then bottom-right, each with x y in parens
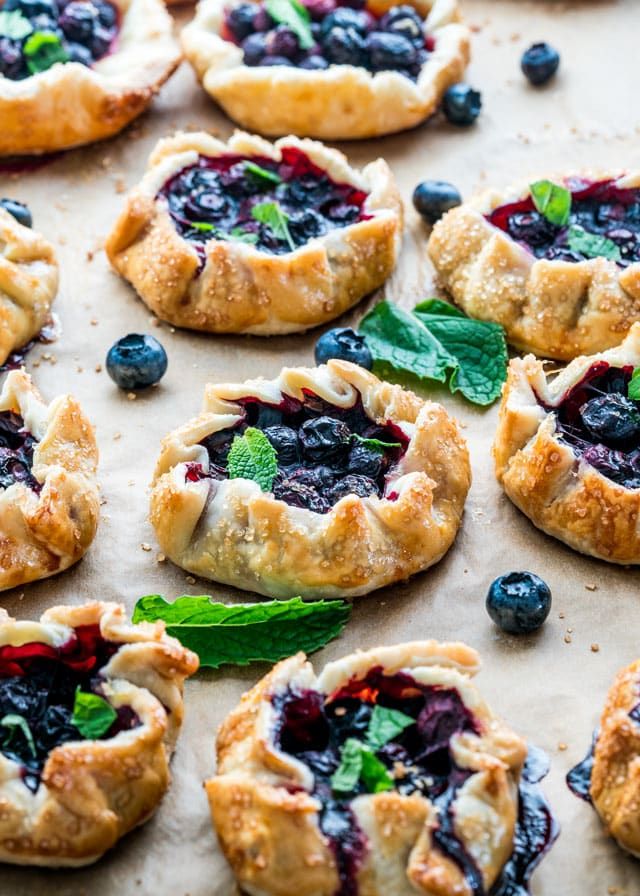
top-left (0, 0), bottom-right (119, 81)
top-left (185, 391), bottom-right (408, 513)
top-left (159, 146), bottom-right (368, 263)
top-left (223, 1), bottom-right (433, 82)
top-left (273, 669), bottom-right (557, 896)
top-left (488, 179), bottom-right (640, 267)
top-left (0, 625), bottom-right (139, 792)
top-left (544, 362), bottom-right (640, 489)
top-left (0, 410), bottom-right (40, 492)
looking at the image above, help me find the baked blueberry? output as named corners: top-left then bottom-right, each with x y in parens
top-left (106, 333), bottom-right (168, 390)
top-left (287, 465), bottom-right (335, 491)
top-left (264, 425), bottom-right (300, 464)
top-left (226, 2), bottom-right (260, 41)
top-left (322, 25), bottom-right (366, 66)
top-left (412, 180), bottom-right (462, 224)
top-left (442, 83), bottom-right (482, 126)
top-left (329, 472), bottom-right (378, 501)
top-left (579, 394), bottom-right (640, 448)
top-left (314, 327), bottom-right (373, 369)
top-left (299, 53), bottom-right (329, 69)
top-left (59, 1), bottom-right (100, 42)
top-left (379, 5), bottom-right (423, 42)
top-left (521, 42), bottom-right (560, 87)
top-left (242, 31), bottom-right (268, 65)
top-left (366, 31), bottom-right (416, 71)
top-left (347, 443), bottom-right (384, 480)
top-left (300, 416), bottom-right (351, 463)
top-left (273, 477), bottom-right (330, 513)
top-left (320, 7), bottom-right (370, 37)
top-left (267, 24), bottom-right (300, 58)
top-left (486, 572), bottom-right (552, 635)
top-left (0, 198), bottom-right (32, 228)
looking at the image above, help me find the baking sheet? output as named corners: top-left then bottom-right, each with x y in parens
top-left (2, 0), bottom-right (640, 893)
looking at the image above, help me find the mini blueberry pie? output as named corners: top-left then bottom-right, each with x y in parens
top-left (150, 360), bottom-right (470, 599)
top-left (493, 323), bottom-right (640, 564)
top-left (0, 0), bottom-right (181, 155)
top-left (0, 201), bottom-right (58, 366)
top-left (0, 369), bottom-right (99, 590)
top-left (428, 172), bottom-right (640, 360)
top-left (0, 600), bottom-right (198, 866)
top-left (106, 131), bottom-right (402, 335)
top-left (206, 640), bottom-right (558, 896)
top-left (180, 0), bottom-right (470, 140)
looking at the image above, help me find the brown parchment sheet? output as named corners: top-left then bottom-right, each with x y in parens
top-left (1, 0), bottom-right (640, 892)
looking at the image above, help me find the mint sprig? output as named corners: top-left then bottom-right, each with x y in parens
top-left (132, 594), bottom-right (351, 669)
top-left (0, 713), bottom-right (36, 758)
top-left (227, 426), bottom-right (278, 491)
top-left (359, 299), bottom-right (507, 406)
top-left (331, 738), bottom-right (394, 794)
top-left (530, 179), bottom-right (571, 227)
top-left (628, 369), bottom-right (640, 401)
top-left (72, 690), bottom-right (117, 739)
top-left (0, 9), bottom-right (33, 39)
top-left (265, 0), bottom-right (314, 49)
top-left (567, 224), bottom-right (621, 262)
top-left (24, 31), bottom-right (69, 75)
top-left (365, 706), bottom-right (415, 751)
top-left (351, 433), bottom-right (401, 452)
top-left (252, 201), bottom-right (296, 251)
top-left (245, 161), bottom-right (282, 185)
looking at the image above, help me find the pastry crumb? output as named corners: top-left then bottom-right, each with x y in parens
top-left (558, 742), bottom-right (567, 751)
top-left (564, 634), bottom-right (572, 644)
top-left (591, 643), bottom-right (600, 653)
top-left (585, 583), bottom-right (597, 591)
top-left (141, 543), bottom-right (152, 552)
top-left (127, 392), bottom-right (137, 401)
top-left (186, 576), bottom-right (196, 585)
top-left (157, 553), bottom-right (166, 563)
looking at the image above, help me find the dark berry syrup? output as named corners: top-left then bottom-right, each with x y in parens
top-left (488, 178), bottom-right (640, 266)
top-left (0, 624), bottom-right (139, 792)
top-left (0, 317), bottom-right (60, 374)
top-left (0, 410), bottom-right (41, 492)
top-left (185, 391), bottom-right (409, 514)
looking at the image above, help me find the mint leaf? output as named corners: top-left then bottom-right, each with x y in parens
top-left (192, 222), bottom-right (258, 244)
top-left (0, 10), bottom-right (33, 39)
top-left (132, 594), bottom-right (351, 669)
top-left (413, 298), bottom-right (466, 318)
top-left (365, 705), bottom-right (415, 751)
top-left (245, 161), bottom-right (282, 185)
top-left (351, 433), bottom-right (401, 452)
top-left (72, 690), bottom-right (117, 739)
top-left (265, 0), bottom-right (314, 49)
top-left (360, 747), bottom-right (394, 793)
top-left (629, 369), bottom-right (640, 401)
top-left (567, 224), bottom-right (621, 262)
top-left (0, 714), bottom-right (36, 758)
top-left (252, 201), bottom-right (296, 251)
top-left (530, 179), bottom-right (571, 227)
top-left (24, 31), bottom-right (69, 75)
top-left (191, 221), bottom-right (214, 232)
top-left (227, 427), bottom-right (278, 491)
top-left (229, 227), bottom-right (259, 244)
top-left (331, 738), bottom-right (363, 793)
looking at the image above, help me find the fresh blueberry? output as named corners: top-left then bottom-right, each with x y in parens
top-left (106, 333), bottom-right (168, 390)
top-left (442, 83), bottom-right (482, 126)
top-left (412, 180), bottom-right (462, 224)
top-left (486, 572), bottom-right (552, 635)
top-left (299, 416), bottom-right (351, 464)
top-left (329, 473), bottom-right (378, 501)
top-left (226, 2), bottom-right (260, 41)
top-left (0, 199), bottom-right (32, 228)
top-left (521, 42), bottom-right (560, 86)
top-left (263, 425), bottom-right (300, 465)
top-left (314, 327), bottom-right (373, 369)
top-left (579, 394), bottom-right (640, 448)
top-left (366, 31), bottom-right (416, 71)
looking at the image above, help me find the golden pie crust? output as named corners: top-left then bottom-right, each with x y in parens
top-left (0, 208), bottom-right (58, 365)
top-left (206, 640), bottom-right (527, 896)
top-left (0, 370), bottom-right (100, 590)
top-left (493, 323), bottom-right (640, 564)
top-left (150, 360), bottom-right (471, 599)
top-left (428, 171), bottom-right (640, 361)
top-left (0, 0), bottom-right (181, 155)
top-left (106, 130), bottom-right (402, 335)
top-left (181, 0), bottom-right (470, 140)
top-left (0, 601), bottom-right (199, 867)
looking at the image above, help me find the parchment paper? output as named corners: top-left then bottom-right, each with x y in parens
top-left (1, 1), bottom-right (639, 893)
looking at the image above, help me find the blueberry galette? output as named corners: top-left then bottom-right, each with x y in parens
top-left (150, 360), bottom-right (470, 599)
top-left (0, 600), bottom-right (198, 866)
top-left (181, 0), bottom-right (469, 139)
top-left (493, 323), bottom-right (640, 564)
top-left (428, 172), bottom-right (640, 360)
top-left (0, 202), bottom-right (58, 366)
top-left (206, 640), bottom-right (557, 896)
top-left (106, 131), bottom-right (402, 334)
top-left (0, 0), bottom-right (180, 155)
top-left (0, 369), bottom-right (99, 590)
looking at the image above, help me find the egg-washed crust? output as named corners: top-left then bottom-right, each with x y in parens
top-left (180, 0), bottom-right (469, 140)
top-left (0, 370), bottom-right (100, 590)
top-left (428, 170), bottom-right (640, 361)
top-left (206, 640), bottom-right (527, 896)
top-left (150, 360), bottom-right (470, 599)
top-left (493, 323), bottom-right (640, 564)
top-left (105, 131), bottom-right (403, 335)
top-left (0, 209), bottom-right (58, 365)
top-left (591, 658), bottom-right (640, 857)
top-left (0, 0), bottom-right (181, 155)
top-left (0, 601), bottom-right (199, 867)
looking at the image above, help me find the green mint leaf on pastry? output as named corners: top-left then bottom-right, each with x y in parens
top-left (229, 227), bottom-right (259, 244)
top-left (251, 200), bottom-right (296, 251)
top-left (567, 224), bottom-right (622, 262)
top-left (192, 222), bottom-right (259, 244)
top-left (132, 594), bottom-right (351, 669)
top-left (365, 705), bottom-right (415, 750)
top-left (331, 739), bottom-right (394, 794)
top-left (628, 369), bottom-right (640, 401)
top-left (227, 426), bottom-right (278, 491)
top-left (265, 0), bottom-right (314, 49)
top-left (359, 300), bottom-right (507, 406)
top-left (191, 221), bottom-right (215, 232)
top-left (529, 179), bottom-right (571, 227)
top-left (24, 31), bottom-right (69, 75)
top-left (0, 713), bottom-right (37, 758)
top-left (359, 746), bottom-right (394, 793)
top-left (351, 433), bottom-right (401, 452)
top-left (0, 10), bottom-right (33, 39)
top-left (245, 161), bottom-right (282, 185)
top-left (72, 690), bottom-right (117, 739)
